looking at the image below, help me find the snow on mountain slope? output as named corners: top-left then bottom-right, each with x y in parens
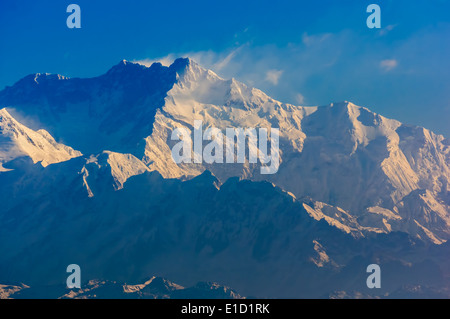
top-left (1, 277), bottom-right (243, 299)
top-left (82, 151), bottom-right (150, 191)
top-left (0, 283), bottom-right (29, 299)
top-left (0, 58), bottom-right (448, 244)
top-left (0, 162), bottom-right (447, 298)
top-left (143, 58), bottom-right (310, 180)
top-left (0, 108), bottom-right (81, 170)
top-left (141, 58), bottom-right (450, 243)
top-left (0, 60), bottom-right (186, 155)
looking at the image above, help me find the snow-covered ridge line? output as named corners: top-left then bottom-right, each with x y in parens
top-left (0, 57), bottom-right (448, 244)
top-left (0, 108), bottom-right (82, 169)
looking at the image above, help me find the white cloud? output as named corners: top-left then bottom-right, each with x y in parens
top-left (265, 69), bottom-right (283, 85)
top-left (212, 46), bottom-right (243, 71)
top-left (295, 93), bottom-right (305, 105)
top-left (302, 32), bottom-right (332, 47)
top-left (133, 45), bottom-right (245, 73)
top-left (133, 54), bottom-right (177, 67)
top-left (380, 59), bottom-right (398, 71)
top-left (128, 25), bottom-right (450, 136)
top-left (378, 24), bottom-right (398, 36)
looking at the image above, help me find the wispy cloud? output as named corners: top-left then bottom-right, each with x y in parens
top-left (295, 93), bottom-right (305, 105)
top-left (378, 24), bottom-right (398, 36)
top-left (302, 32), bottom-right (332, 47)
top-left (131, 25), bottom-right (449, 138)
top-left (133, 45), bottom-right (246, 74)
top-left (379, 59), bottom-right (398, 71)
top-left (133, 55), bottom-right (177, 67)
top-left (265, 69), bottom-right (283, 85)
top-left (212, 45), bottom-right (244, 71)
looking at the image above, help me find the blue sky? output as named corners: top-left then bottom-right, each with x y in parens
top-left (1, 0), bottom-right (449, 136)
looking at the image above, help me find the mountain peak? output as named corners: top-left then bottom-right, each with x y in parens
top-left (107, 59), bottom-right (147, 75)
top-left (169, 57), bottom-right (194, 73)
top-left (0, 107), bottom-right (82, 169)
top-left (9, 73), bottom-right (68, 88)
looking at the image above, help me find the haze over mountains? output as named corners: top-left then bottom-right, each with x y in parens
top-left (0, 58), bottom-right (449, 298)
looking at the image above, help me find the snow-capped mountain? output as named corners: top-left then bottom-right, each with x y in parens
top-left (2, 58), bottom-right (447, 243)
top-left (1, 276), bottom-right (243, 299)
top-left (0, 108), bottom-right (81, 171)
top-left (0, 58), bottom-right (449, 298)
top-left (142, 59), bottom-right (450, 244)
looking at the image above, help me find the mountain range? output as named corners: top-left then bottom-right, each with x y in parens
top-left (0, 58), bottom-right (449, 298)
top-left (0, 276), bottom-right (242, 299)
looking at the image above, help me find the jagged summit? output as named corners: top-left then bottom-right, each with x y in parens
top-left (108, 57), bottom-right (194, 75)
top-left (2, 73), bottom-right (69, 96)
top-left (106, 59), bottom-right (148, 74)
top-left (1, 57), bottom-right (196, 94)
top-left (169, 57), bottom-right (193, 70)
top-left (0, 58), bottom-right (449, 244)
